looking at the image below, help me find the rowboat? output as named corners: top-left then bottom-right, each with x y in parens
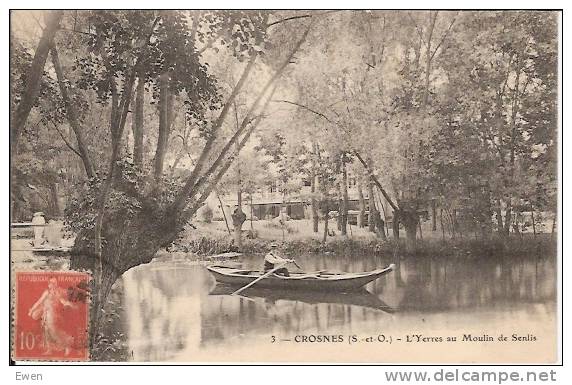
top-left (206, 264), bottom-right (395, 292)
top-left (209, 285), bottom-right (395, 313)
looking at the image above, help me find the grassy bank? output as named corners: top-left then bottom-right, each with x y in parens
top-left (169, 219), bottom-right (557, 259)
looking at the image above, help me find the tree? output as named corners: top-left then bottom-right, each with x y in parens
top-left (435, 11), bottom-right (558, 237)
top-left (12, 10), bottom-right (317, 340)
top-left (11, 11), bottom-right (63, 155)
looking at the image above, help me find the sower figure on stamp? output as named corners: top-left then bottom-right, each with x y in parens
top-left (28, 277), bottom-right (76, 356)
top-left (264, 242), bottom-right (293, 277)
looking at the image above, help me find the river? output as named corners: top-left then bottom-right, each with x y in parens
top-left (120, 253), bottom-right (557, 363)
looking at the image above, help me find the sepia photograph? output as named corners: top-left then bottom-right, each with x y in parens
top-left (9, 9), bottom-right (560, 364)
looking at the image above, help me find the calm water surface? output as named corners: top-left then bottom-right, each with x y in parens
top-left (121, 253), bottom-right (556, 362)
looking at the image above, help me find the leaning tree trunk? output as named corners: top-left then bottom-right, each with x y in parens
top-left (11, 11), bottom-right (63, 154)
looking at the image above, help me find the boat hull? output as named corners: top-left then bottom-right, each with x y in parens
top-left (209, 285), bottom-right (395, 312)
top-left (206, 264), bottom-right (394, 292)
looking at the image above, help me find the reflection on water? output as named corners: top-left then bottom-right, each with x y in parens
top-left (122, 254), bottom-right (556, 362)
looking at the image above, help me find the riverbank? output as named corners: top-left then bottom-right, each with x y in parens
top-left (91, 281), bottom-right (130, 361)
top-left (169, 219), bottom-right (557, 260)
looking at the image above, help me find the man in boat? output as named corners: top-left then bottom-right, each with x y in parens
top-left (264, 242), bottom-right (293, 277)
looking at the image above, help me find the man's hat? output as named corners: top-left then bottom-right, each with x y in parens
top-left (269, 242), bottom-right (279, 248)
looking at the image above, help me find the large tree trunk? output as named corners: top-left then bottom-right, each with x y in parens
top-left (132, 77), bottom-right (145, 168)
top-left (393, 210), bottom-right (400, 239)
top-left (70, 209), bottom-right (178, 345)
top-left (401, 209), bottom-right (419, 250)
top-left (371, 209), bottom-right (386, 240)
top-left (340, 158), bottom-right (348, 236)
top-left (357, 177), bottom-right (366, 228)
top-left (11, 11), bottom-right (63, 154)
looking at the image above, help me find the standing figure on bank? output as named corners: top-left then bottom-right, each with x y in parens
top-left (31, 212), bottom-right (46, 248)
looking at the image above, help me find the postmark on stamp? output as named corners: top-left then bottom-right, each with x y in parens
top-left (13, 271), bottom-right (91, 361)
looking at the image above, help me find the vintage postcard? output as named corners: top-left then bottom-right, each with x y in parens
top-left (9, 9), bottom-right (560, 364)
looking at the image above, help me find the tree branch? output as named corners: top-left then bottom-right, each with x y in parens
top-left (407, 12), bottom-right (427, 48)
top-left (50, 43), bottom-right (96, 179)
top-left (267, 10), bottom-right (341, 28)
top-left (186, 21), bottom-right (314, 200)
top-left (272, 98), bottom-right (400, 212)
top-left (170, 54), bottom-right (258, 214)
top-left (49, 120), bottom-right (82, 158)
top-left (182, 84), bottom-right (279, 222)
top-left (272, 99), bottom-right (335, 124)
top-left (267, 14), bottom-right (312, 27)
top-left (429, 11), bottom-right (459, 60)
top-left (354, 152), bottom-right (399, 211)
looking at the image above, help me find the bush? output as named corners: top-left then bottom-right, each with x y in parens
top-left (245, 229), bottom-right (258, 239)
top-left (263, 217), bottom-right (297, 233)
top-left (199, 204), bottom-right (213, 223)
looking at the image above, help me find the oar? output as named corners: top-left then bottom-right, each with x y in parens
top-left (291, 260), bottom-right (302, 270)
top-left (231, 262), bottom-right (288, 296)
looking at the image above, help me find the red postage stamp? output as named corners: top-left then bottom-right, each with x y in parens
top-left (13, 271), bottom-right (91, 361)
